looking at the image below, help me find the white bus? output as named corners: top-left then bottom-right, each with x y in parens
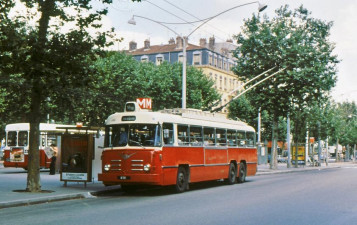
top-left (3, 123), bottom-right (86, 169)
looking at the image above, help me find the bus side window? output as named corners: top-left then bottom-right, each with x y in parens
top-left (163, 123), bottom-right (174, 145)
top-left (237, 131), bottom-right (246, 146)
top-left (178, 125), bottom-right (189, 146)
top-left (246, 132), bottom-right (255, 147)
top-left (203, 127), bottom-right (215, 146)
top-left (227, 130), bottom-right (237, 147)
top-left (216, 129), bottom-right (227, 146)
top-left (190, 126), bottom-right (203, 146)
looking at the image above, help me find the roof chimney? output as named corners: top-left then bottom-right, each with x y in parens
top-left (176, 36), bottom-right (183, 49)
top-left (209, 36), bottom-right (215, 50)
top-left (168, 38), bottom-right (175, 45)
top-left (129, 41), bottom-right (137, 51)
top-left (199, 38), bottom-right (207, 47)
top-left (144, 39), bottom-right (150, 49)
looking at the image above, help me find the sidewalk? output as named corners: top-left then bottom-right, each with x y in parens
top-left (0, 162), bottom-right (121, 209)
top-left (257, 161), bottom-right (357, 175)
top-left (1, 161), bottom-right (356, 209)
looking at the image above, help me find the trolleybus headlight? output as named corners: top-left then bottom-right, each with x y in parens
top-left (104, 164), bottom-right (111, 171)
top-left (143, 164), bottom-right (151, 172)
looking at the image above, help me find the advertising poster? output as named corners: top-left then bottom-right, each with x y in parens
top-left (10, 148), bottom-right (24, 162)
top-left (60, 133), bottom-right (93, 183)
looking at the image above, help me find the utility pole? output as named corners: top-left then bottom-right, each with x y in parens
top-left (287, 112), bottom-right (291, 168)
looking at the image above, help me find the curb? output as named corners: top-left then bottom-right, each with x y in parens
top-left (256, 165), bottom-right (342, 176)
top-left (0, 193), bottom-right (86, 209)
top-left (0, 187), bottom-right (123, 210)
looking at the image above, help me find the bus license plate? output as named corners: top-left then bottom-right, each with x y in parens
top-left (118, 176), bottom-right (130, 180)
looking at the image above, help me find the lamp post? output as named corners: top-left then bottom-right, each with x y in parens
top-left (128, 1), bottom-right (267, 109)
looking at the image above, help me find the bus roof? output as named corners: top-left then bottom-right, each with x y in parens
top-left (105, 108), bottom-right (255, 132)
top-left (5, 123), bottom-right (77, 132)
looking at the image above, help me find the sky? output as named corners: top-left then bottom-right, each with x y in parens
top-left (92, 0), bottom-right (356, 104)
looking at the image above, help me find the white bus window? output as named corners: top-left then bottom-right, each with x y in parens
top-left (246, 132), bottom-right (255, 147)
top-left (7, 131), bottom-right (17, 146)
top-left (190, 126), bottom-right (203, 146)
top-left (203, 127), bottom-right (215, 146)
top-left (18, 131), bottom-right (28, 146)
top-left (178, 125), bottom-right (189, 146)
top-left (237, 131), bottom-right (246, 146)
top-left (163, 123), bottom-right (174, 145)
top-left (47, 134), bottom-right (57, 146)
top-left (227, 130), bottom-right (237, 147)
top-left (216, 129), bottom-right (227, 146)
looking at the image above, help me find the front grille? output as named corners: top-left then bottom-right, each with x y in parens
top-left (131, 159), bottom-right (144, 171)
top-left (110, 159), bottom-right (122, 171)
top-left (108, 159), bottom-right (146, 171)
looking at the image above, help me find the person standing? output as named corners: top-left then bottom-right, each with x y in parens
top-left (49, 144), bottom-right (58, 175)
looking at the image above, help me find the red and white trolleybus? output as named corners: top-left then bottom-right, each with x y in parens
top-left (98, 102), bottom-right (257, 192)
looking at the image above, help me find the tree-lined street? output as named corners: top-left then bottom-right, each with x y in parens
top-left (1, 166), bottom-right (357, 225)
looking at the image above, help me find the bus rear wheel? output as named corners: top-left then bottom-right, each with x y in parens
top-left (227, 162), bottom-right (237, 185)
top-left (176, 166), bottom-right (188, 193)
top-left (238, 163), bottom-right (246, 183)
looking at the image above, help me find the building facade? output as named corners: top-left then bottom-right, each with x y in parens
top-left (126, 36), bottom-right (242, 113)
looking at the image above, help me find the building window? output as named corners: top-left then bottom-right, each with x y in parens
top-left (156, 54), bottom-right (164, 65)
top-left (224, 77), bottom-right (227, 91)
top-left (178, 53), bottom-right (184, 63)
top-left (219, 75), bottom-right (222, 90)
top-left (141, 55), bottom-right (148, 62)
top-left (214, 74), bottom-right (218, 89)
top-left (208, 53), bottom-right (213, 65)
top-left (218, 57), bottom-right (222, 69)
top-left (193, 51), bottom-right (201, 65)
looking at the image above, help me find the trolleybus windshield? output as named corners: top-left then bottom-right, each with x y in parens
top-left (105, 124), bottom-right (161, 147)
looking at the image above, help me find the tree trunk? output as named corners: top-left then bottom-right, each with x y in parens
top-left (25, 0), bottom-right (55, 192)
top-left (270, 116), bottom-right (278, 169)
top-left (26, 85), bottom-right (42, 192)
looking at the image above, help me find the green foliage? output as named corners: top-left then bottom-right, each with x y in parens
top-left (0, 0), bottom-right (138, 192)
top-left (83, 52), bottom-right (220, 125)
top-left (328, 101), bottom-right (357, 146)
top-left (233, 5), bottom-right (339, 116)
top-left (231, 5), bottom-right (339, 145)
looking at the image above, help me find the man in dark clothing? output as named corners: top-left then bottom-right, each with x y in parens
top-left (49, 144), bottom-right (58, 175)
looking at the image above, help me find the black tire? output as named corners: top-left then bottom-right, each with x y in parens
top-left (176, 166), bottom-right (188, 193)
top-left (237, 163), bottom-right (246, 183)
top-left (227, 162), bottom-right (237, 185)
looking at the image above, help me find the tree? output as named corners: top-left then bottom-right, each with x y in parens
top-left (83, 52), bottom-right (220, 125)
top-left (232, 5), bottom-right (339, 169)
top-left (0, 0), bottom-right (140, 192)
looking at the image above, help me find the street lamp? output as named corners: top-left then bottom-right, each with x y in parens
top-left (128, 1), bottom-right (267, 109)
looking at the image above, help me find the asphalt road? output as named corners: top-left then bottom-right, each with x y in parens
top-left (1, 167), bottom-right (357, 225)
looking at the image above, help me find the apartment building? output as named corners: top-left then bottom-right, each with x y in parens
top-left (126, 36), bottom-right (242, 113)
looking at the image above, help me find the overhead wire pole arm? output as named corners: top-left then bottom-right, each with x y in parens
top-left (211, 67), bottom-right (286, 112)
top-left (187, 1), bottom-right (267, 38)
top-left (207, 67), bottom-right (276, 110)
top-left (228, 66), bottom-right (276, 95)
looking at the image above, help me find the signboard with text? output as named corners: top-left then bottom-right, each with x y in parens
top-left (136, 98), bottom-right (152, 110)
